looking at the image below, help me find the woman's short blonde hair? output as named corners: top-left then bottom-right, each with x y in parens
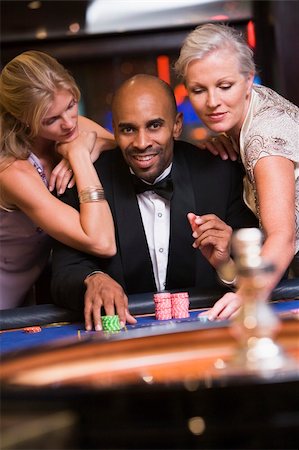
top-left (0, 50), bottom-right (80, 160)
top-left (175, 23), bottom-right (255, 80)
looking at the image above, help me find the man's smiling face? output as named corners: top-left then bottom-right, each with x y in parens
top-left (112, 76), bottom-right (182, 183)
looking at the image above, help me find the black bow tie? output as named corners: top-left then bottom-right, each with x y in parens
top-left (131, 173), bottom-right (173, 200)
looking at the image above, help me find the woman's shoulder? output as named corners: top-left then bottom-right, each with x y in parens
top-left (249, 85), bottom-right (299, 148)
top-left (252, 84), bottom-right (299, 120)
top-left (242, 86), bottom-right (299, 168)
top-left (0, 158), bottom-right (42, 199)
top-left (0, 158), bottom-right (48, 211)
top-left (0, 160), bottom-right (29, 210)
top-left (0, 158), bottom-right (35, 179)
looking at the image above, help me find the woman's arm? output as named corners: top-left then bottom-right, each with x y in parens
top-left (254, 155), bottom-right (295, 288)
top-left (204, 155), bottom-right (295, 321)
top-left (49, 116), bottom-right (116, 193)
top-left (0, 132), bottom-right (116, 257)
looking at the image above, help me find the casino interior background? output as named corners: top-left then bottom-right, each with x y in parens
top-left (1, 2), bottom-right (299, 450)
top-left (1, 0), bottom-right (299, 145)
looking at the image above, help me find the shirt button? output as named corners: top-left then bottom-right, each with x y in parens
top-left (159, 248), bottom-right (164, 253)
top-left (158, 212), bottom-right (162, 218)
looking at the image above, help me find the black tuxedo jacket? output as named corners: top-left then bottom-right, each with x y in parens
top-left (51, 140), bottom-right (257, 311)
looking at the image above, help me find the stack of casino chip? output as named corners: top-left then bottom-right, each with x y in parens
top-left (171, 292), bottom-right (190, 319)
top-left (101, 315), bottom-right (121, 332)
top-left (153, 292), bottom-right (172, 320)
top-left (154, 292), bottom-right (190, 320)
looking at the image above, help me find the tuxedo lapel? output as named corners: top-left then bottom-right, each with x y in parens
top-left (166, 147), bottom-right (197, 288)
top-left (111, 156), bottom-right (156, 293)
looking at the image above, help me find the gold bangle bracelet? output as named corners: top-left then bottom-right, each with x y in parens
top-left (78, 186), bottom-right (105, 203)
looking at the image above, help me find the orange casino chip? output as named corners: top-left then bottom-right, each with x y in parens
top-left (23, 326), bottom-right (42, 333)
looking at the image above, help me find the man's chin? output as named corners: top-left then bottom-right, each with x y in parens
top-left (131, 168), bottom-right (157, 183)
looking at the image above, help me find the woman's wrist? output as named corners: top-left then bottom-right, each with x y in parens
top-left (78, 186), bottom-right (105, 203)
top-left (68, 151), bottom-right (104, 190)
top-left (68, 146), bottom-right (93, 168)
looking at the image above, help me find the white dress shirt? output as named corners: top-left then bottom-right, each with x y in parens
top-left (133, 165), bottom-right (172, 292)
top-left (88, 164), bottom-right (235, 287)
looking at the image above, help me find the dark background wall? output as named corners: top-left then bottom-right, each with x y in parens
top-left (1, 0), bottom-right (298, 141)
top-left (253, 0), bottom-right (299, 106)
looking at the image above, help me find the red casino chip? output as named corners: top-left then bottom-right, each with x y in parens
top-left (23, 326), bottom-right (42, 333)
top-left (153, 292), bottom-right (190, 320)
top-left (153, 292), bottom-right (172, 320)
top-left (171, 292), bottom-right (190, 319)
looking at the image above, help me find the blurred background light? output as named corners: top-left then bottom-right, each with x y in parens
top-left (86, 0), bottom-right (251, 33)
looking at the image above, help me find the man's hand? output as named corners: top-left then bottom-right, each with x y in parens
top-left (187, 213), bottom-right (232, 269)
top-left (197, 134), bottom-right (238, 161)
top-left (84, 272), bottom-right (137, 331)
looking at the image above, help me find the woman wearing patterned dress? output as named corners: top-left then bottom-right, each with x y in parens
top-left (175, 23), bottom-right (299, 319)
top-left (0, 51), bottom-right (116, 309)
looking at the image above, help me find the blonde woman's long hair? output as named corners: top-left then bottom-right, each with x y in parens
top-left (0, 50), bottom-right (80, 166)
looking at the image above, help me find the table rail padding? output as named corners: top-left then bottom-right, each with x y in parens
top-left (0, 279), bottom-right (298, 331)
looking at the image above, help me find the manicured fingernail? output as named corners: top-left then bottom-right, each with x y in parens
top-left (86, 325), bottom-right (91, 331)
top-left (49, 185), bottom-right (53, 192)
top-left (95, 324), bottom-right (102, 331)
top-left (192, 232), bottom-right (198, 238)
top-left (120, 321), bottom-right (125, 328)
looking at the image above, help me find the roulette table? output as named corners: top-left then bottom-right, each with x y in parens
top-left (1, 286), bottom-right (298, 449)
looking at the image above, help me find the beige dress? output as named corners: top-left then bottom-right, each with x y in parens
top-left (237, 84), bottom-right (299, 254)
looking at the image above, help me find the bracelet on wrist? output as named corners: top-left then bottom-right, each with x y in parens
top-left (78, 186), bottom-right (105, 203)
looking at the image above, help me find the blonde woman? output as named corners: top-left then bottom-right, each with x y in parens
top-left (175, 23), bottom-right (299, 319)
top-left (0, 51), bottom-right (116, 309)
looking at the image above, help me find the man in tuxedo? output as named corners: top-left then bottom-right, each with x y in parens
top-left (51, 74), bottom-right (257, 330)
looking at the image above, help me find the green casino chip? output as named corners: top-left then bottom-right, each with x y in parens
top-left (101, 315), bottom-right (121, 332)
